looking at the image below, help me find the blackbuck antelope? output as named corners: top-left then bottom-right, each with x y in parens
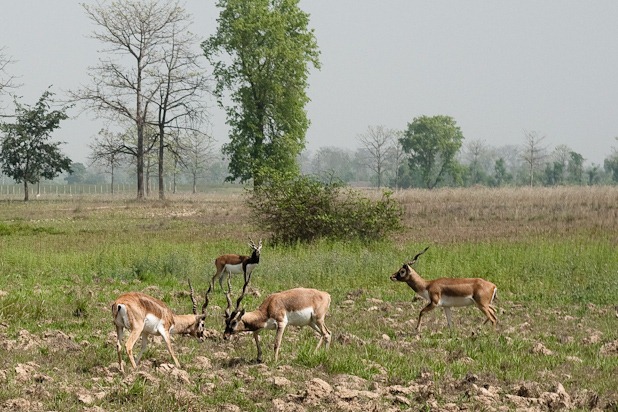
top-left (223, 277), bottom-right (331, 363)
top-left (390, 247), bottom-right (498, 331)
top-left (209, 238), bottom-right (262, 293)
top-left (112, 280), bottom-right (209, 372)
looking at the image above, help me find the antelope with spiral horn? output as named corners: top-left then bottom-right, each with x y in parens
top-left (222, 275), bottom-right (331, 363)
top-left (390, 246), bottom-right (498, 331)
top-left (112, 279), bottom-right (209, 372)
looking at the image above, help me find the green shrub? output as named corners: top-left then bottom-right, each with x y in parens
top-left (247, 171), bottom-right (403, 244)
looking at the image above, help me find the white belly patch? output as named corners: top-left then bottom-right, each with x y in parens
top-left (142, 314), bottom-right (164, 335)
top-left (285, 308), bottom-right (314, 326)
top-left (224, 263), bottom-right (243, 274)
top-left (264, 308), bottom-right (315, 329)
top-left (438, 295), bottom-right (474, 307)
top-left (114, 306), bottom-right (165, 335)
top-left (264, 318), bottom-right (278, 330)
top-left (417, 291), bottom-right (474, 307)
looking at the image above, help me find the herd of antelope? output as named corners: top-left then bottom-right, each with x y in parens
top-left (112, 239), bottom-right (498, 372)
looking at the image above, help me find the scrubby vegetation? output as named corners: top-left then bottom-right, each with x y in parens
top-left (247, 172), bottom-right (403, 244)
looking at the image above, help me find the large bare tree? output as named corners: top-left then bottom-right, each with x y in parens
top-left (0, 47), bottom-right (18, 109)
top-left (463, 139), bottom-right (494, 185)
top-left (180, 130), bottom-right (216, 193)
top-left (88, 128), bottom-right (128, 194)
top-left (150, 19), bottom-right (210, 199)
top-left (521, 130), bottom-right (547, 186)
top-left (357, 125), bottom-right (396, 188)
top-left (72, 0), bottom-right (190, 199)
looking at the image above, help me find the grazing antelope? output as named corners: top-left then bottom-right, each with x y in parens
top-left (209, 238), bottom-right (262, 293)
top-left (390, 246), bottom-right (498, 331)
top-left (223, 277), bottom-right (331, 363)
top-left (112, 280), bottom-right (209, 372)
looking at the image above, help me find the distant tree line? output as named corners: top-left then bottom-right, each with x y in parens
top-left (348, 118), bottom-right (618, 189)
top-left (2, 117), bottom-right (618, 194)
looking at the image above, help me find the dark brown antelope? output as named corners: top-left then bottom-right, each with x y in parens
top-left (112, 279), bottom-right (209, 372)
top-left (209, 238), bottom-right (262, 293)
top-left (390, 246), bottom-right (498, 331)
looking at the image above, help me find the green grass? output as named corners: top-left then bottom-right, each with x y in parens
top-left (0, 194), bottom-right (616, 410)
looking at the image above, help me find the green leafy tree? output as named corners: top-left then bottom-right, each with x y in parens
top-left (202, 0), bottom-right (320, 186)
top-left (604, 155), bottom-right (618, 183)
top-left (65, 162), bottom-right (87, 185)
top-left (567, 151), bottom-right (584, 185)
top-left (0, 90), bottom-right (72, 201)
top-left (586, 163), bottom-right (601, 185)
top-left (493, 157), bottom-right (511, 186)
top-left (399, 115), bottom-right (464, 189)
top-left (311, 146), bottom-right (355, 183)
top-left (543, 161), bottom-right (564, 186)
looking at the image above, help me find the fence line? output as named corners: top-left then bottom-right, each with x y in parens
top-left (0, 182), bottom-right (236, 198)
top-left (0, 183), bottom-right (138, 196)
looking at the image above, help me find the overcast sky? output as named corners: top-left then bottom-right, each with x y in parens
top-left (1, 1), bottom-right (617, 165)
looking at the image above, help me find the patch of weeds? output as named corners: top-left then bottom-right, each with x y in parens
top-left (107, 377), bottom-right (147, 406)
top-left (0, 222), bottom-right (64, 236)
top-left (161, 252), bottom-right (191, 276)
top-left (294, 339), bottom-right (329, 368)
top-left (47, 390), bottom-right (79, 410)
top-left (131, 257), bottom-right (157, 282)
top-left (72, 296), bottom-right (89, 318)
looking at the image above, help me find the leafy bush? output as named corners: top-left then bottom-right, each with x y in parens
top-left (247, 171), bottom-right (403, 244)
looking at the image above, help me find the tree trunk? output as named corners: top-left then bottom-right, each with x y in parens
top-left (172, 158), bottom-right (178, 194)
top-left (137, 149), bottom-right (144, 199)
top-left (23, 181), bottom-right (29, 201)
top-left (110, 163), bottom-right (115, 195)
top-left (158, 126), bottom-right (165, 200)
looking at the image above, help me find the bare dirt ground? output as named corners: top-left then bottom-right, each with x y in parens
top-left (1, 299), bottom-right (616, 411)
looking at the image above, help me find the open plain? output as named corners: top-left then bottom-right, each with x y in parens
top-left (0, 186), bottom-right (616, 411)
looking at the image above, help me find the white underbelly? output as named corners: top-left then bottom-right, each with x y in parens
top-left (417, 291), bottom-right (474, 307)
top-left (265, 308), bottom-right (314, 329)
top-left (224, 263), bottom-right (243, 274)
top-left (264, 318), bottom-right (278, 330)
top-left (114, 306), bottom-right (165, 335)
top-left (439, 295), bottom-right (474, 307)
top-left (142, 314), bottom-right (165, 335)
top-left (285, 308), bottom-right (314, 326)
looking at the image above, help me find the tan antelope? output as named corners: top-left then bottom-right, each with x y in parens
top-left (390, 246), bottom-right (497, 331)
top-left (223, 277), bottom-right (331, 363)
top-left (209, 238), bottom-right (262, 293)
top-left (112, 280), bottom-right (209, 372)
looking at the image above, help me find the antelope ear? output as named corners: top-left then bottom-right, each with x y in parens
top-left (239, 309), bottom-right (246, 318)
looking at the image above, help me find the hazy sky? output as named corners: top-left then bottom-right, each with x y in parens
top-left (1, 1), bottom-right (617, 165)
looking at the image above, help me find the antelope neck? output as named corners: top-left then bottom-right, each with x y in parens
top-left (405, 269), bottom-right (428, 293)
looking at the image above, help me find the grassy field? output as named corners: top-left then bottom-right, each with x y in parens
top-left (0, 187), bottom-right (616, 411)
